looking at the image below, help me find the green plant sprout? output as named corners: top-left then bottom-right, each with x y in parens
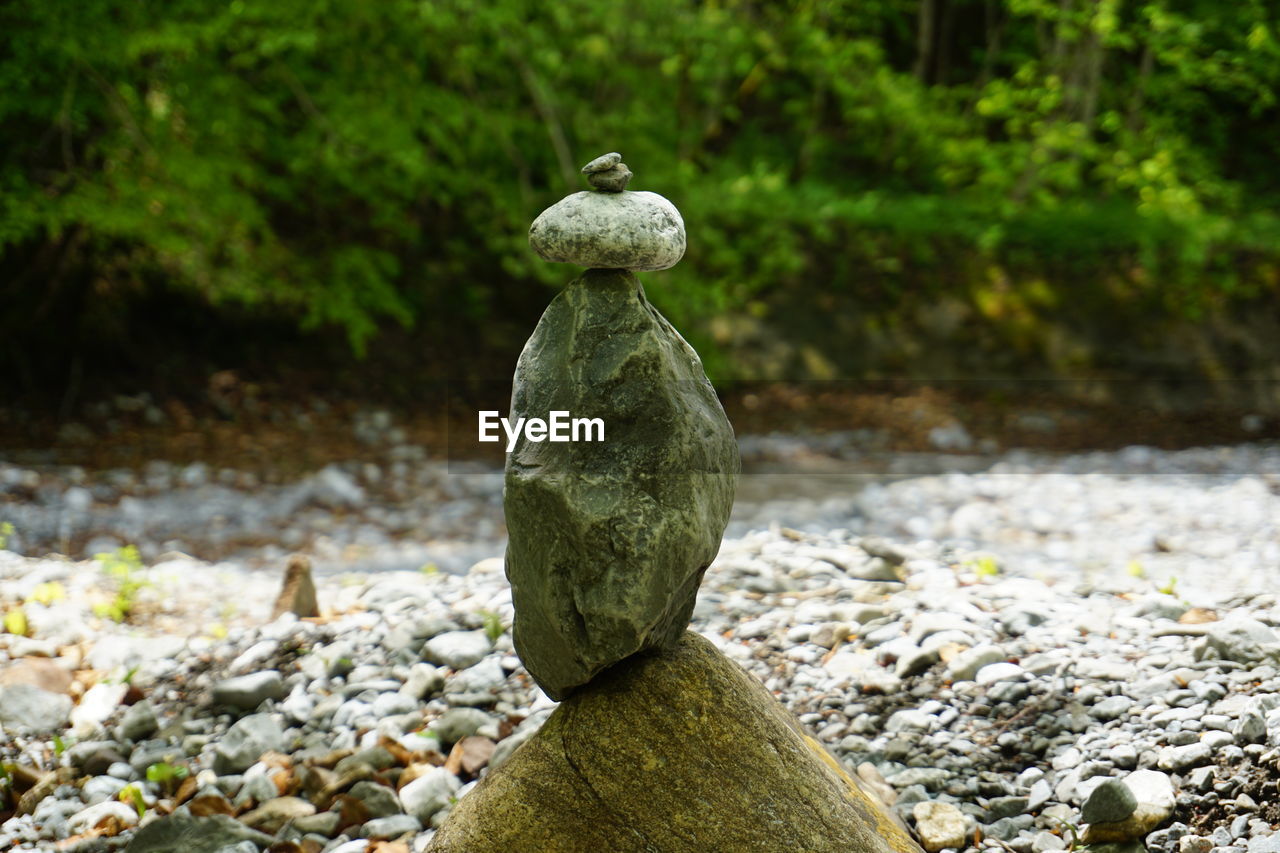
top-left (3, 606), bottom-right (27, 636)
top-left (964, 555), bottom-right (1001, 578)
top-left (1126, 560), bottom-right (1146, 579)
top-left (1047, 815), bottom-right (1080, 850)
top-left (0, 521), bottom-right (14, 549)
top-left (480, 610), bottom-right (506, 643)
top-left (1156, 575), bottom-right (1178, 596)
top-left (119, 783), bottom-right (146, 818)
top-left (93, 545), bottom-right (149, 622)
top-left (28, 581), bottom-right (65, 606)
top-left (145, 761), bottom-right (190, 793)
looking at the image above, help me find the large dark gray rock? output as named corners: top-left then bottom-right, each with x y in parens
top-left (504, 269), bottom-right (739, 700)
top-left (427, 632), bottom-right (921, 853)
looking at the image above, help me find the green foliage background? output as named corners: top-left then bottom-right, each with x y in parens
top-left (3, 0), bottom-right (1278, 387)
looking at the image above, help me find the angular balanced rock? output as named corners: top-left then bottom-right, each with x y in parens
top-left (505, 265), bottom-right (739, 700)
top-left (427, 632), bottom-right (922, 853)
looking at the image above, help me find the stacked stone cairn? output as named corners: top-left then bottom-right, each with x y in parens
top-left (428, 155), bottom-right (921, 853)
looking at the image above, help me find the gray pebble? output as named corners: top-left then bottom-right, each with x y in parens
top-left (581, 152), bottom-right (622, 174)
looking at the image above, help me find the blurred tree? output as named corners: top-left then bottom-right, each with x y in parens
top-left (1, 0), bottom-right (1277, 384)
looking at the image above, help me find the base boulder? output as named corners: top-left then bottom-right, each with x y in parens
top-left (427, 631), bottom-right (922, 853)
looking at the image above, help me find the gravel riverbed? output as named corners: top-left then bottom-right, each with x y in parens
top-left (1, 438), bottom-right (1279, 852)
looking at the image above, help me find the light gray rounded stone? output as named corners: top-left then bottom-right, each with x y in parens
top-left (212, 713), bottom-right (284, 774)
top-left (0, 684), bottom-right (72, 733)
top-left (359, 813), bottom-right (423, 839)
top-left (421, 630), bottom-right (492, 670)
top-left (399, 767), bottom-right (461, 824)
top-left (529, 191), bottom-right (685, 271)
top-left (211, 670), bottom-right (284, 710)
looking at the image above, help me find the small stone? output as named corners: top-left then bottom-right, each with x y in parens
top-left (421, 630), bottom-right (492, 670)
top-left (212, 713), bottom-right (284, 774)
top-left (809, 622), bottom-right (852, 649)
top-left (913, 801), bottom-right (968, 852)
top-left (581, 152), bottom-right (622, 174)
top-left (310, 464), bottom-right (365, 508)
top-left (431, 708), bottom-right (492, 745)
top-left (211, 671), bottom-right (284, 710)
top-left (587, 163), bottom-right (633, 192)
top-left (292, 810), bottom-right (342, 837)
top-left (444, 657), bottom-right (506, 705)
top-left (334, 745), bottom-right (396, 776)
top-left (398, 767), bottom-right (461, 824)
top-left (401, 663), bottom-right (446, 701)
top-left (895, 646), bottom-right (940, 678)
top-left (239, 796), bottom-right (315, 833)
top-left (1081, 778), bottom-right (1138, 824)
top-left (1081, 769), bottom-right (1174, 844)
top-left (1249, 836), bottom-right (1280, 853)
top-left (1201, 730), bottom-right (1234, 750)
top-left (985, 815), bottom-right (1031, 840)
top-left (884, 709), bottom-right (931, 733)
top-left (272, 554), bottom-right (319, 619)
top-left (82, 774), bottom-right (128, 803)
top-left (1027, 778), bottom-right (1053, 811)
top-left (986, 795), bottom-right (1029, 820)
top-left (124, 813), bottom-right (275, 853)
top-left (1052, 747), bottom-right (1083, 771)
top-left (1195, 616), bottom-right (1280, 664)
top-left (1179, 837), bottom-right (1213, 853)
top-left (886, 767), bottom-right (949, 789)
top-left (1186, 765), bottom-right (1216, 792)
top-left (1236, 708), bottom-right (1267, 743)
top-left (1112, 743), bottom-right (1138, 769)
top-left (235, 773), bottom-right (279, 809)
top-left (371, 691), bottom-right (418, 717)
top-left (451, 735), bottom-right (497, 776)
top-left (1090, 696), bottom-right (1132, 721)
top-left (1033, 831), bottom-right (1067, 852)
top-left (348, 781), bottom-right (402, 819)
top-left (117, 699), bottom-right (159, 741)
top-left (0, 684), bottom-right (72, 732)
top-left (67, 800), bottom-right (139, 834)
top-left (946, 645), bottom-right (1006, 682)
top-left (71, 676), bottom-right (128, 732)
top-left (359, 813), bottom-right (423, 839)
top-left (1158, 742), bottom-right (1212, 771)
top-left (975, 662), bottom-right (1026, 685)
top-left (0, 656), bottom-right (71, 692)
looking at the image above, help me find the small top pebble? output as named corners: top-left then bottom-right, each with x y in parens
top-left (588, 163), bottom-right (633, 193)
top-left (528, 152), bottom-right (684, 270)
top-left (581, 152), bottom-right (632, 193)
top-left (581, 152), bottom-right (622, 174)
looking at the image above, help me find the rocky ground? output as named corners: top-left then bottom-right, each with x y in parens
top-left (1, 432), bottom-right (1279, 852)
